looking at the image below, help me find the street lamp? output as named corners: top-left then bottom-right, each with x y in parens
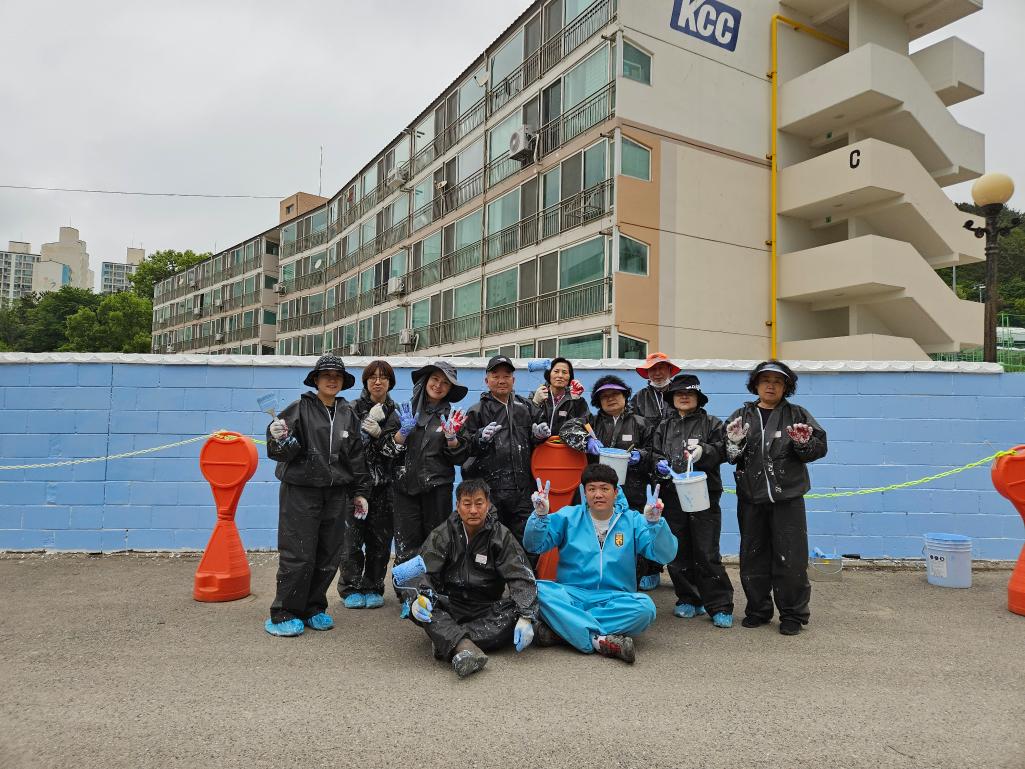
top-left (964, 173), bottom-right (1018, 363)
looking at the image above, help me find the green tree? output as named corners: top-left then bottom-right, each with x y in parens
top-left (63, 291), bottom-right (154, 353)
top-left (19, 286), bottom-right (101, 352)
top-left (129, 249), bottom-right (210, 299)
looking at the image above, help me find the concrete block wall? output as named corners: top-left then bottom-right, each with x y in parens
top-left (1, 355), bottom-right (1023, 560)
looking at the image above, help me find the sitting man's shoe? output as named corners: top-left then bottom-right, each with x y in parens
top-left (741, 615), bottom-right (770, 629)
top-left (264, 618), bottom-right (305, 637)
top-left (534, 620), bottom-right (564, 647)
top-left (779, 620), bottom-right (802, 636)
top-left (638, 574), bottom-right (660, 591)
top-left (343, 593), bottom-right (366, 609)
top-left (451, 639), bottom-right (488, 678)
top-left (711, 612), bottom-right (733, 629)
top-left (595, 634), bottom-right (635, 663)
top-left (673, 603), bottom-right (706, 619)
top-left (305, 612), bottom-right (334, 631)
top-left (363, 593), bottom-right (384, 609)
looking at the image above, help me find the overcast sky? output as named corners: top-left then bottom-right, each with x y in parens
top-left (0, 1), bottom-right (1021, 289)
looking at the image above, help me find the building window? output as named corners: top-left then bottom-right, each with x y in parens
top-left (560, 237), bottom-right (605, 288)
top-left (559, 332), bottom-right (603, 359)
top-left (618, 334), bottom-right (647, 360)
top-left (622, 138), bottom-right (651, 181)
top-left (619, 235), bottom-right (649, 275)
top-left (623, 42), bottom-right (651, 85)
top-left (285, 204), bottom-right (294, 215)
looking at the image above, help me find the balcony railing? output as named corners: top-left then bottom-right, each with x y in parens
top-left (423, 314), bottom-right (482, 348)
top-left (281, 228), bottom-right (329, 259)
top-left (225, 325), bottom-right (260, 344)
top-left (483, 278), bottom-right (611, 335)
top-left (411, 170), bottom-right (485, 236)
top-left (488, 0), bottom-right (614, 115)
top-left (405, 240), bottom-right (483, 295)
top-left (278, 310), bottom-right (325, 334)
top-left (537, 82), bottom-right (615, 159)
top-left (411, 97), bottom-right (488, 178)
top-left (486, 152), bottom-right (524, 188)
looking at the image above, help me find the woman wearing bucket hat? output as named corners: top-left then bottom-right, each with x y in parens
top-left (631, 352), bottom-right (682, 424)
top-left (388, 361), bottom-right (470, 608)
top-left (336, 360), bottom-right (401, 610)
top-left (263, 355), bottom-right (371, 637)
top-left (651, 373), bottom-right (734, 628)
top-left (531, 357), bottom-right (590, 436)
top-left (725, 360), bottom-right (827, 636)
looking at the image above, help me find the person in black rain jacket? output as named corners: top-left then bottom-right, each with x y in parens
top-left (530, 356), bottom-right (590, 437)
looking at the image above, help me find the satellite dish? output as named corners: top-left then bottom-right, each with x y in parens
top-left (314, 259), bottom-right (323, 270)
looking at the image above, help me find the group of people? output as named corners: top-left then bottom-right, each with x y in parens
top-left (263, 351), bottom-right (827, 677)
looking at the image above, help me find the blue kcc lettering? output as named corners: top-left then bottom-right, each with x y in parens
top-left (670, 0), bottom-right (742, 53)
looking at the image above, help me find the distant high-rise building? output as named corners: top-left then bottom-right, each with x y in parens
top-left (0, 241), bottom-right (38, 306)
top-left (34, 226), bottom-right (94, 293)
top-left (101, 247), bottom-right (144, 294)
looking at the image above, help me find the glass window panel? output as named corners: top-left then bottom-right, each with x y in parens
top-left (486, 268), bottom-right (518, 309)
top-left (411, 299), bottom-right (431, 328)
top-left (563, 47), bottom-right (608, 109)
top-left (422, 231), bottom-right (442, 264)
top-left (559, 332), bottom-right (603, 358)
top-left (414, 116), bottom-right (434, 155)
top-left (542, 167), bottom-right (561, 209)
top-left (623, 42), bottom-right (652, 85)
top-left (458, 139), bottom-right (484, 180)
top-left (360, 268), bottom-right (374, 293)
top-left (309, 293), bottom-right (324, 313)
top-left (584, 140), bottom-right (607, 189)
top-left (454, 280), bottom-right (481, 317)
top-left (326, 287), bottom-right (336, 307)
top-left (491, 28), bottom-right (524, 83)
top-left (559, 237), bottom-right (604, 288)
top-left (394, 134), bottom-right (411, 167)
top-left (388, 308), bottom-right (405, 334)
top-left (518, 342), bottom-right (536, 357)
top-left (459, 68), bottom-right (486, 113)
top-left (392, 193), bottom-right (409, 222)
top-left (412, 179), bottom-right (433, 228)
top-left (564, 0), bottom-right (589, 22)
top-left (619, 235), bottom-right (649, 275)
top-left (622, 138), bottom-right (651, 181)
top-left (390, 250), bottom-right (407, 277)
top-left (454, 209), bottom-right (483, 249)
top-left (618, 334), bottom-right (648, 360)
top-left (489, 113), bottom-right (520, 162)
top-left (486, 189), bottom-right (520, 235)
top-left (311, 209), bottom-right (327, 232)
top-left (361, 218), bottom-right (377, 245)
top-left (281, 224), bottom-right (296, 245)
top-left (362, 166), bottom-right (378, 197)
top-left (345, 229), bottom-right (359, 255)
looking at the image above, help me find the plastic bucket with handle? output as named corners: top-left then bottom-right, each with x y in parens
top-left (923, 532), bottom-right (972, 588)
top-left (598, 447), bottom-right (630, 485)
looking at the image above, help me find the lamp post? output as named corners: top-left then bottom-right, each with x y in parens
top-left (964, 173), bottom-right (1018, 363)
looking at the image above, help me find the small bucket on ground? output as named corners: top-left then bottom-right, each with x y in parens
top-left (598, 447), bottom-right (630, 485)
top-left (923, 532), bottom-right (972, 589)
top-left (673, 472), bottom-right (710, 512)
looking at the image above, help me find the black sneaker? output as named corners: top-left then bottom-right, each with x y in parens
top-left (779, 620), bottom-right (802, 636)
top-left (741, 616), bottom-right (769, 629)
top-left (596, 634), bottom-right (635, 663)
top-left (451, 648), bottom-right (489, 677)
top-left (534, 620), bottom-right (563, 647)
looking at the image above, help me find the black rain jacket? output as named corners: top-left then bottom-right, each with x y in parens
top-left (630, 385), bottom-right (673, 425)
top-left (352, 390), bottom-right (401, 488)
top-left (560, 407), bottom-right (652, 503)
top-left (462, 392), bottom-right (545, 491)
top-left (650, 408), bottom-right (726, 493)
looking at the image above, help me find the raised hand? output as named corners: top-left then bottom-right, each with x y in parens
top-left (643, 483), bottom-right (664, 523)
top-left (569, 379), bottom-right (585, 398)
top-left (353, 496), bottom-right (369, 520)
top-left (269, 418), bottom-right (289, 441)
top-left (684, 444), bottom-right (703, 464)
top-left (368, 402), bottom-right (386, 423)
top-left (398, 402), bottom-right (417, 437)
top-left (480, 421), bottom-right (502, 443)
top-left (787, 423), bottom-right (813, 445)
top-left (532, 384), bottom-right (549, 405)
top-left (531, 477), bottom-right (551, 516)
top-left (532, 423), bottom-right (552, 440)
top-left (441, 408), bottom-right (465, 441)
top-left (726, 417), bottom-right (749, 444)
top-left (361, 416), bottom-right (382, 438)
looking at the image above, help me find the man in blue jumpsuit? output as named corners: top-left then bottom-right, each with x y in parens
top-left (523, 463), bottom-right (677, 663)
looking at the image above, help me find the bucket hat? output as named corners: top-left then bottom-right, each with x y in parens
top-left (303, 354), bottom-right (356, 390)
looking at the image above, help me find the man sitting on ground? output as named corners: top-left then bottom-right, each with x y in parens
top-left (523, 464), bottom-right (677, 663)
top-left (406, 479), bottom-right (539, 678)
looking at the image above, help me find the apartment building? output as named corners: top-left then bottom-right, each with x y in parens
top-left (34, 227), bottom-right (94, 294)
top-left (100, 247), bottom-right (144, 294)
top-left (155, 0), bottom-right (987, 361)
top-left (0, 242), bottom-right (38, 306)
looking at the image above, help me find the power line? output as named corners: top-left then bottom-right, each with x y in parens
top-left (0, 184), bottom-right (283, 200)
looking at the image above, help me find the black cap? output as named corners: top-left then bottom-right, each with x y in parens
top-left (485, 355), bottom-right (516, 373)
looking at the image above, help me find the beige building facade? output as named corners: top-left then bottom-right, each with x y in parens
top-left (154, 0), bottom-right (986, 361)
top-left (34, 226), bottom-right (95, 294)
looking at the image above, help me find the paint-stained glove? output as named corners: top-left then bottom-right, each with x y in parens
top-left (643, 484), bottom-right (664, 523)
top-left (368, 403), bottom-right (386, 423)
top-left (532, 384), bottom-right (549, 406)
top-left (398, 402), bottom-right (417, 437)
top-left (628, 449), bottom-right (641, 466)
top-left (411, 594), bottom-right (432, 623)
top-left (441, 408), bottom-right (465, 441)
top-left (353, 496), bottom-right (369, 520)
top-left (480, 421), bottom-right (502, 443)
top-left (787, 423), bottom-right (813, 445)
top-left (531, 478), bottom-right (551, 516)
top-left (655, 459), bottom-right (672, 478)
top-left (569, 379), bottom-right (585, 399)
top-left (684, 444), bottom-right (703, 463)
top-left (361, 416), bottom-right (381, 438)
top-left (586, 436), bottom-right (604, 456)
top-left (513, 617), bottom-right (534, 652)
top-left (269, 419), bottom-right (289, 440)
top-left (532, 423), bottom-right (551, 440)
top-left (726, 417), bottom-right (749, 444)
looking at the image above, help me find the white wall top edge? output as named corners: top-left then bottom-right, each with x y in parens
top-left (0, 353), bottom-right (1004, 374)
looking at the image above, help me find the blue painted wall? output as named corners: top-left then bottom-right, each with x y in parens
top-left (1, 359), bottom-right (1023, 559)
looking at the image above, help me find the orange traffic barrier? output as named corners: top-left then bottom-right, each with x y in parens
top-left (531, 437), bottom-right (588, 581)
top-left (991, 446), bottom-right (1025, 616)
top-left (193, 431), bottom-right (258, 602)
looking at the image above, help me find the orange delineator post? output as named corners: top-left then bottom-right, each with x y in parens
top-left (990, 445), bottom-right (1025, 616)
top-left (531, 437), bottom-right (588, 581)
top-left (194, 431), bottom-right (259, 602)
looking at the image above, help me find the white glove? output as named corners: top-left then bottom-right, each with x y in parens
top-left (361, 416), bottom-right (382, 438)
top-left (531, 478), bottom-right (551, 516)
top-left (685, 443), bottom-right (703, 463)
top-left (411, 595), bottom-right (432, 623)
top-left (532, 384), bottom-right (549, 406)
top-left (532, 423), bottom-right (551, 440)
top-left (353, 496), bottom-right (369, 520)
top-left (269, 419), bottom-right (289, 440)
top-left (368, 402), bottom-right (386, 423)
top-left (513, 617), bottom-right (534, 652)
top-left (726, 417), bottom-right (749, 444)
top-left (480, 421), bottom-right (502, 443)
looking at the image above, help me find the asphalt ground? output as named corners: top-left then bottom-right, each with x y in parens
top-left (0, 553), bottom-right (1022, 769)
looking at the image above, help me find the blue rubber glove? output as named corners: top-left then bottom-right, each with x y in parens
top-left (411, 595), bottom-right (433, 623)
top-left (398, 402), bottom-right (417, 437)
top-left (513, 617), bottom-right (534, 652)
top-left (586, 436), bottom-right (603, 455)
top-left (527, 359), bottom-right (552, 373)
top-left (628, 449), bottom-right (641, 466)
top-left (655, 459), bottom-right (672, 477)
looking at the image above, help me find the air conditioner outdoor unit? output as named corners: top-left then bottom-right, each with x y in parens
top-left (189, 281), bottom-right (199, 289)
top-left (216, 301), bottom-right (224, 309)
top-left (385, 168), bottom-right (409, 191)
top-left (165, 345), bottom-right (175, 354)
top-left (347, 343), bottom-right (361, 356)
top-left (399, 329), bottom-right (416, 347)
top-left (215, 333), bottom-right (225, 343)
top-left (192, 308), bottom-right (202, 317)
top-left (387, 276), bottom-right (405, 297)
top-left (509, 126), bottom-right (536, 162)
top-left (274, 283), bottom-right (287, 294)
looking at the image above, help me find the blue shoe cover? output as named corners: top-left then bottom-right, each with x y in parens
top-left (638, 574), bottom-right (660, 591)
top-left (673, 603), bottom-right (706, 619)
top-left (363, 593), bottom-right (384, 609)
top-left (399, 600), bottom-right (411, 619)
top-left (711, 612), bottom-right (733, 628)
top-left (305, 612), bottom-right (334, 631)
top-left (343, 593), bottom-right (366, 609)
top-left (264, 618), bottom-right (304, 637)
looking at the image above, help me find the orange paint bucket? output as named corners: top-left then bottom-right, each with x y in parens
top-left (991, 446), bottom-right (1025, 616)
top-left (530, 437), bottom-right (587, 581)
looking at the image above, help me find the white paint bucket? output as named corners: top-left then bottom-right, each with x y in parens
top-left (673, 472), bottom-right (710, 512)
top-left (597, 447), bottom-right (630, 485)
top-left (923, 532), bottom-right (972, 589)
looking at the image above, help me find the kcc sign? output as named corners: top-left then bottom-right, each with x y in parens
top-left (670, 0), bottom-right (742, 52)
